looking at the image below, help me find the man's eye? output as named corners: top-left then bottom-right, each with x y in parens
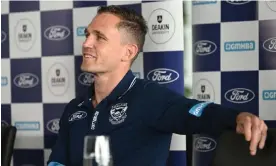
top-left (96, 35), bottom-right (103, 40)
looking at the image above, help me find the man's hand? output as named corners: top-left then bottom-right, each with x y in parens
top-left (236, 112), bottom-right (268, 156)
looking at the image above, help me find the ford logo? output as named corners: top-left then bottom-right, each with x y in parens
top-left (69, 111), bottom-right (87, 122)
top-left (194, 137), bottom-right (217, 152)
top-left (194, 40), bottom-right (217, 56)
top-left (13, 73), bottom-right (39, 88)
top-left (46, 118), bottom-right (60, 134)
top-left (226, 0), bottom-right (251, 5)
top-left (263, 37), bottom-right (276, 53)
top-left (147, 68), bottom-right (179, 84)
top-left (225, 88), bottom-right (255, 104)
top-left (78, 72), bottom-right (94, 86)
top-left (44, 25), bottom-right (71, 41)
top-left (1, 30), bottom-right (7, 43)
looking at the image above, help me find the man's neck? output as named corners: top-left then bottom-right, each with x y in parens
top-left (93, 69), bottom-right (128, 106)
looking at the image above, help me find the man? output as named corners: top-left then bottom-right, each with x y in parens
top-left (48, 5), bottom-right (268, 166)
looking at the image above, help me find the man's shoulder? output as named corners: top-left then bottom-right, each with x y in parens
top-left (135, 78), bottom-right (162, 90)
top-left (134, 78), bottom-right (179, 98)
top-left (62, 96), bottom-right (86, 114)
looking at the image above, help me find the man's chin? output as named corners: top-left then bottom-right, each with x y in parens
top-left (80, 66), bottom-right (101, 74)
top-left (80, 66), bottom-right (93, 73)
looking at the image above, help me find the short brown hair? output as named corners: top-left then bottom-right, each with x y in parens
top-left (97, 5), bottom-right (148, 58)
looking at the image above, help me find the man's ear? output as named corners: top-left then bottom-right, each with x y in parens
top-left (122, 44), bottom-right (139, 62)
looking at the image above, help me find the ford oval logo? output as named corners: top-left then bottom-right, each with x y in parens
top-left (147, 68), bottom-right (179, 84)
top-left (225, 88), bottom-right (255, 104)
top-left (1, 30), bottom-right (7, 43)
top-left (226, 0), bottom-right (251, 5)
top-left (13, 73), bottom-right (39, 88)
top-left (78, 72), bottom-right (94, 86)
top-left (44, 25), bottom-right (71, 41)
top-left (263, 37), bottom-right (276, 53)
top-left (69, 111), bottom-right (87, 122)
top-left (46, 118), bottom-right (60, 134)
top-left (194, 40), bottom-right (217, 56)
top-left (194, 137), bottom-right (217, 152)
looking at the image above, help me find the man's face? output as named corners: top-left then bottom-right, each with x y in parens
top-left (81, 13), bottom-right (126, 74)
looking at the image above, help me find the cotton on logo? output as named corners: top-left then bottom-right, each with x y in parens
top-left (147, 68), bottom-right (179, 84)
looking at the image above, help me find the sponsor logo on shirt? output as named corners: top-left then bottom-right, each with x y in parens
top-left (189, 102), bottom-right (212, 117)
top-left (69, 111), bottom-right (87, 122)
top-left (263, 37), bottom-right (276, 53)
top-left (91, 111), bottom-right (99, 130)
top-left (13, 73), bottom-right (39, 88)
top-left (263, 90), bottom-right (276, 100)
top-left (224, 41), bottom-right (255, 52)
top-left (147, 68), bottom-right (179, 84)
top-left (46, 118), bottom-right (60, 134)
top-left (224, 88), bottom-right (255, 104)
top-left (44, 25), bottom-right (70, 41)
top-left (226, 0), bottom-right (251, 5)
top-left (194, 137), bottom-right (217, 152)
top-left (194, 40), bottom-right (217, 56)
top-left (109, 103), bottom-right (128, 125)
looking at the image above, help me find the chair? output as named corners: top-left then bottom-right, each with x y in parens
top-left (211, 129), bottom-right (276, 166)
top-left (1, 124), bottom-right (17, 166)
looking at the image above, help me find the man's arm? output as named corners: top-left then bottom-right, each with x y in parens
top-left (47, 101), bottom-right (74, 166)
top-left (142, 82), bottom-right (267, 155)
top-left (142, 82), bottom-right (240, 135)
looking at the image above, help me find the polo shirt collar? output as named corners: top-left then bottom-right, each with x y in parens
top-left (87, 70), bottom-right (137, 104)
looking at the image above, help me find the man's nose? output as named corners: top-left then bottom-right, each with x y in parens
top-left (82, 35), bottom-right (95, 48)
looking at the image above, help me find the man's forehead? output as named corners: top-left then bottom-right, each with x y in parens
top-left (88, 13), bottom-right (121, 30)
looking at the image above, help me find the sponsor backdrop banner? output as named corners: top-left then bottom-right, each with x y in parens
top-left (1, 0), bottom-right (186, 166)
top-left (192, 1), bottom-right (276, 166)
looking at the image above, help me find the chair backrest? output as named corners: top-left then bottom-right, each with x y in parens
top-left (1, 124), bottom-right (17, 166)
top-left (211, 129), bottom-right (276, 166)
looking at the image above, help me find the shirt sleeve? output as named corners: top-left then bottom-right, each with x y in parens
top-left (47, 100), bottom-right (75, 165)
top-left (142, 82), bottom-right (241, 136)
